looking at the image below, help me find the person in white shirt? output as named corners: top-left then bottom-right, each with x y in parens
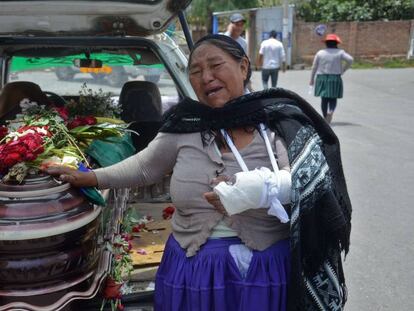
top-left (257, 30), bottom-right (286, 89)
top-left (224, 13), bottom-right (248, 55)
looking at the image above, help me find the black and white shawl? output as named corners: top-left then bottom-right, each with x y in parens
top-left (160, 88), bottom-right (352, 311)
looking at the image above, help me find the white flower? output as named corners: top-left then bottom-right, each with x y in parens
top-left (36, 127), bottom-right (48, 135)
top-left (61, 155), bottom-right (79, 168)
top-left (19, 98), bottom-right (38, 113)
top-left (41, 156), bottom-right (62, 168)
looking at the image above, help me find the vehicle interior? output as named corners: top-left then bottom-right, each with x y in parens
top-left (2, 41), bottom-right (184, 96)
top-left (0, 36), bottom-right (192, 147)
top-left (0, 0), bottom-right (195, 309)
top-left (0, 40), bottom-right (182, 309)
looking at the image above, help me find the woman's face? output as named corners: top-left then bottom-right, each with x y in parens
top-left (188, 43), bottom-right (248, 108)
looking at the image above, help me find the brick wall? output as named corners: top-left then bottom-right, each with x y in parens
top-left (293, 20), bottom-right (413, 64)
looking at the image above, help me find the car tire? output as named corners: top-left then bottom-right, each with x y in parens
top-left (144, 75), bottom-right (160, 84)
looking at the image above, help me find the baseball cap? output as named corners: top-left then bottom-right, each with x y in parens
top-left (230, 13), bottom-right (246, 23)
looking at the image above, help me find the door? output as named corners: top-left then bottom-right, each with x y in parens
top-left (0, 0), bottom-right (192, 36)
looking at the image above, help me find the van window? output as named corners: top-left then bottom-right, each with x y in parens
top-left (7, 50), bottom-right (180, 111)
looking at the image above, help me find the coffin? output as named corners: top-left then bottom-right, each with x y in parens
top-left (0, 174), bottom-right (123, 310)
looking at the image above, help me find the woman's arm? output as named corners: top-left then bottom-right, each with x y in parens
top-left (47, 132), bottom-right (178, 189)
top-left (93, 132), bottom-right (178, 189)
top-left (341, 50), bottom-right (354, 73)
top-left (310, 52), bottom-right (320, 85)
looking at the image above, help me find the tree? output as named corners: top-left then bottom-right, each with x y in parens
top-left (257, 0), bottom-right (283, 5)
top-left (188, 0), bottom-right (259, 32)
top-left (296, 0), bottom-right (414, 22)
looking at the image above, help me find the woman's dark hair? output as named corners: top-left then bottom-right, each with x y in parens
top-left (326, 40), bottom-right (338, 48)
top-left (188, 34), bottom-right (252, 87)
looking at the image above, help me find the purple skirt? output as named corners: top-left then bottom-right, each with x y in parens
top-left (154, 235), bottom-right (290, 311)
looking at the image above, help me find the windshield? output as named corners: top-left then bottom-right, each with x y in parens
top-left (3, 34), bottom-right (195, 112)
top-left (7, 51), bottom-right (176, 97)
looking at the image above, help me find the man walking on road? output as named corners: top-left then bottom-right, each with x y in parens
top-left (257, 30), bottom-right (286, 89)
top-left (224, 13), bottom-right (248, 55)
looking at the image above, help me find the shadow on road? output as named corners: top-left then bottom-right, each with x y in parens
top-left (331, 121), bottom-right (361, 127)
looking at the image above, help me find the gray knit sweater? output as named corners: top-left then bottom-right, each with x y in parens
top-left (94, 129), bottom-right (290, 257)
top-left (310, 48), bottom-right (353, 84)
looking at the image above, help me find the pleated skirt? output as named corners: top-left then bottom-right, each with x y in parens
top-left (154, 235), bottom-right (290, 311)
top-left (315, 74), bottom-right (343, 98)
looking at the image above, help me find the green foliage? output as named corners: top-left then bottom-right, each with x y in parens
top-left (296, 0), bottom-right (414, 22)
top-left (352, 58), bottom-right (414, 69)
top-left (257, 0), bottom-right (283, 6)
top-left (67, 83), bottom-right (121, 118)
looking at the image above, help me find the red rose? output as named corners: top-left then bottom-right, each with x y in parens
top-left (42, 126), bottom-right (52, 137)
top-left (162, 205), bottom-right (175, 220)
top-left (132, 223), bottom-right (146, 233)
top-left (132, 225), bottom-right (141, 233)
top-left (25, 152), bottom-right (36, 161)
top-left (123, 241), bottom-right (132, 252)
top-left (0, 126), bottom-right (8, 140)
top-left (4, 153), bottom-right (22, 166)
top-left (121, 233), bottom-right (133, 241)
top-left (54, 107), bottom-right (69, 120)
top-left (22, 136), bottom-right (40, 150)
top-left (34, 145), bottom-right (44, 155)
top-left (67, 119), bottom-right (83, 129)
top-left (17, 125), bottom-right (31, 133)
top-left (19, 133), bottom-right (44, 155)
top-left (7, 140), bottom-right (20, 147)
top-left (84, 116), bottom-right (97, 125)
top-left (2, 145), bottom-right (20, 155)
top-left (103, 277), bottom-right (122, 299)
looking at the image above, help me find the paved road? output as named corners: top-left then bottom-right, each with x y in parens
top-left (251, 68), bottom-right (414, 311)
top-left (14, 68), bottom-right (414, 310)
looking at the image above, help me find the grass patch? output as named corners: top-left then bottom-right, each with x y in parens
top-left (352, 58), bottom-right (414, 69)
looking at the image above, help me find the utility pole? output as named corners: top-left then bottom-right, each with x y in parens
top-left (282, 0), bottom-right (289, 67)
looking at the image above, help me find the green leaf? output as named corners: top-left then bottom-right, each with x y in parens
top-left (69, 125), bottom-right (92, 133)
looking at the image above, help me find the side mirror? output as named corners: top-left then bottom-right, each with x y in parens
top-left (73, 58), bottom-right (103, 68)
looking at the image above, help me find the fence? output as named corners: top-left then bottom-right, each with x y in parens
top-left (293, 20), bottom-right (414, 64)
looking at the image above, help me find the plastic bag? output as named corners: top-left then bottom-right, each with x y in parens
top-left (86, 133), bottom-right (136, 167)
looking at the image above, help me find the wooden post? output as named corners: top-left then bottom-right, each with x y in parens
top-left (348, 21), bottom-right (358, 57)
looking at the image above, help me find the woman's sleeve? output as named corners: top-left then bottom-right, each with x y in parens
top-left (273, 134), bottom-right (291, 204)
top-left (310, 52), bottom-right (319, 84)
top-left (341, 50), bottom-right (354, 73)
top-left (274, 135), bottom-right (290, 172)
top-left (93, 132), bottom-right (178, 189)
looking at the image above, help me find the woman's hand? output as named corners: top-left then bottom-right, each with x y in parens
top-left (45, 166), bottom-right (98, 188)
top-left (204, 191), bottom-right (227, 215)
top-left (204, 175), bottom-right (232, 215)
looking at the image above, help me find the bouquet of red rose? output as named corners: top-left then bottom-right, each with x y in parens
top-left (0, 125), bottom-right (50, 175)
top-left (0, 98), bottom-right (128, 183)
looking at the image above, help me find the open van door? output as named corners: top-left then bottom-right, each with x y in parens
top-left (0, 1), bottom-right (194, 311)
top-left (0, 0), bottom-right (192, 37)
